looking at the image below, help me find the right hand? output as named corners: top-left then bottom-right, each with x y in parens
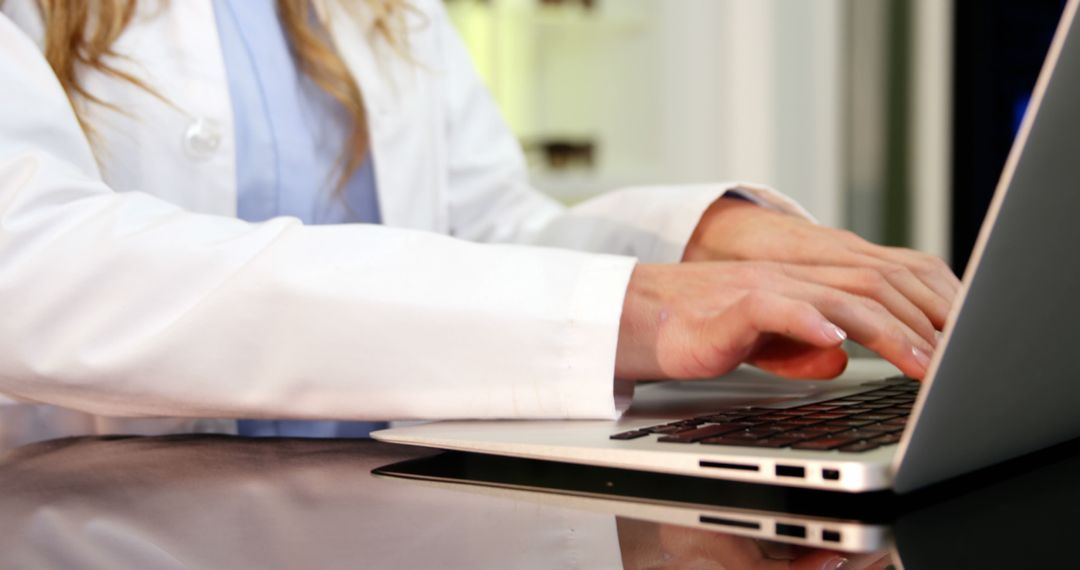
top-left (615, 262), bottom-right (937, 381)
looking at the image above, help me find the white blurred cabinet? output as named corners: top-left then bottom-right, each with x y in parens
top-left (450, 0), bottom-right (845, 227)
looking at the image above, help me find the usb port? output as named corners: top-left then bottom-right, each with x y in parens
top-left (775, 465), bottom-right (805, 478)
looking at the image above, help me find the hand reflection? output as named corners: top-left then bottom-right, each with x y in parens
top-left (616, 517), bottom-right (894, 570)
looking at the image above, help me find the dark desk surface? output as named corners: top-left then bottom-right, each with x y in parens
top-left (2, 432), bottom-right (1078, 569)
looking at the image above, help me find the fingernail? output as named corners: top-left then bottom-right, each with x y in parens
top-left (822, 322), bottom-right (847, 343)
top-left (821, 557), bottom-right (849, 570)
top-left (912, 346), bottom-right (932, 369)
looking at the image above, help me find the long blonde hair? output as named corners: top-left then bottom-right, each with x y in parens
top-left (36, 0), bottom-right (408, 188)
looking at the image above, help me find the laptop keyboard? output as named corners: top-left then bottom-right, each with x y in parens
top-left (609, 378), bottom-right (918, 453)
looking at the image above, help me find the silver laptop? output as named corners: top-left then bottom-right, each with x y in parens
top-left (374, 0), bottom-right (1080, 494)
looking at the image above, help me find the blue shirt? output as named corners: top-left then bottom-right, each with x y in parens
top-left (214, 0), bottom-right (385, 438)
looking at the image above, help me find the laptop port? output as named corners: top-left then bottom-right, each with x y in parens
top-left (822, 468), bottom-right (841, 481)
top-left (699, 460), bottom-right (759, 472)
top-left (699, 515), bottom-right (761, 530)
top-left (823, 530), bottom-right (842, 543)
top-left (776, 523), bottom-right (807, 538)
top-left (775, 465), bottom-right (805, 478)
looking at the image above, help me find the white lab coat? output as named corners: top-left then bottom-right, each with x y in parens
top-left (0, 0), bottom-right (807, 445)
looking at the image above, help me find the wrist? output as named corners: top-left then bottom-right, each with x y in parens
top-left (682, 196), bottom-right (762, 262)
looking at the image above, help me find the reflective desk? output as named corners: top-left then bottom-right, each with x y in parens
top-left (2, 431), bottom-right (1078, 569)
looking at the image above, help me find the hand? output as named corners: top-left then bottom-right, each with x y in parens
top-left (615, 261), bottom-right (935, 381)
top-left (682, 197), bottom-right (960, 344)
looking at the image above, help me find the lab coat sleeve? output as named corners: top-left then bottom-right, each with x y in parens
top-left (433, 1), bottom-right (813, 263)
top-left (0, 13), bottom-right (636, 421)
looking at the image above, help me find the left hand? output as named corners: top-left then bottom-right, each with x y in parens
top-left (683, 197), bottom-right (961, 346)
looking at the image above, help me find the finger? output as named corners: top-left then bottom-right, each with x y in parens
top-left (852, 239), bottom-right (962, 301)
top-left (778, 265), bottom-right (937, 346)
top-left (716, 291), bottom-right (850, 354)
top-left (749, 337), bottom-right (849, 379)
top-left (832, 228), bottom-right (962, 301)
top-left (769, 280), bottom-right (935, 379)
top-left (871, 244), bottom-right (962, 300)
top-left (791, 550), bottom-right (853, 570)
top-left (697, 291), bottom-right (848, 377)
top-left (848, 253), bottom-right (953, 331)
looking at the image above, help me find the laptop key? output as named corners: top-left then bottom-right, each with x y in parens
top-left (838, 441), bottom-right (883, 453)
top-left (784, 418), bottom-right (829, 426)
top-left (756, 414), bottom-right (796, 422)
top-left (701, 436), bottom-right (803, 448)
top-left (742, 427), bottom-right (786, 439)
top-left (850, 413), bottom-right (902, 421)
top-left (803, 413), bottom-right (851, 420)
top-left (694, 415), bottom-right (745, 423)
top-left (646, 425), bottom-right (685, 434)
top-left (835, 429), bottom-right (889, 440)
top-left (860, 424), bottom-right (904, 433)
top-left (609, 430), bottom-right (650, 440)
top-left (799, 424), bottom-right (849, 434)
top-left (797, 405), bottom-right (840, 412)
top-left (871, 433), bottom-right (904, 444)
top-left (824, 419), bottom-right (876, 428)
top-left (657, 423), bottom-right (750, 443)
top-left (792, 436), bottom-right (860, 450)
top-left (833, 407), bottom-right (874, 415)
top-left (771, 431), bottom-right (822, 440)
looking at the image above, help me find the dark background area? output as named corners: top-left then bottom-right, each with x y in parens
top-left (952, 0), bottom-right (1067, 272)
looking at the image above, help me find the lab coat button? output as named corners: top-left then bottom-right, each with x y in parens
top-left (183, 118), bottom-right (223, 158)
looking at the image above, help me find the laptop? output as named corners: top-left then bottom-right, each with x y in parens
top-left (374, 438), bottom-right (1080, 566)
top-left (374, 0), bottom-right (1080, 494)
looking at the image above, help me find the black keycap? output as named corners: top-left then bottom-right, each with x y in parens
top-left (657, 423), bottom-right (748, 443)
top-left (823, 419), bottom-right (876, 428)
top-left (735, 408), bottom-right (777, 416)
top-left (803, 413), bottom-right (850, 420)
top-left (609, 430), bottom-right (649, 440)
top-left (799, 424), bottom-right (848, 434)
top-left (871, 433), bottom-right (904, 444)
top-left (701, 436), bottom-right (803, 448)
top-left (838, 441), bottom-right (883, 453)
top-left (798, 405), bottom-right (840, 412)
top-left (756, 414), bottom-right (796, 422)
top-left (792, 436), bottom-right (859, 450)
top-left (784, 418), bottom-right (828, 425)
top-left (835, 429), bottom-right (888, 440)
top-left (742, 427), bottom-right (785, 439)
top-left (850, 413), bottom-right (901, 421)
top-left (859, 424), bottom-right (904, 434)
top-left (773, 431), bottom-right (823, 441)
top-left (770, 423), bottom-right (810, 431)
top-left (694, 415), bottom-right (745, 423)
top-left (647, 425), bottom-right (687, 434)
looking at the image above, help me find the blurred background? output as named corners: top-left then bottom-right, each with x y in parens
top-left (444, 0), bottom-right (1068, 273)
